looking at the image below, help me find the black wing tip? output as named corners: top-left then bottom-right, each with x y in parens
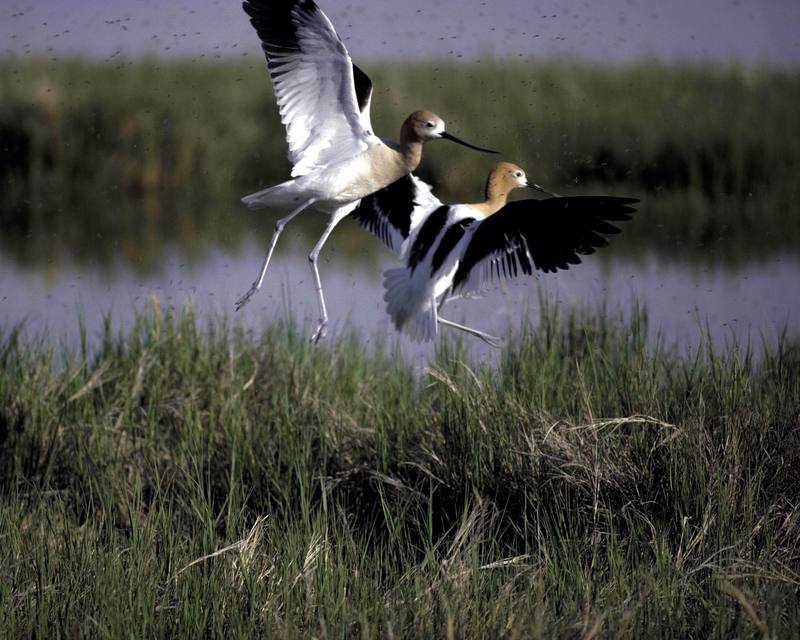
top-left (554, 195), bottom-right (639, 203)
top-left (243, 0), bottom-right (325, 64)
top-left (611, 196), bottom-right (640, 205)
top-left (242, 0), bottom-right (271, 18)
top-left (520, 195), bottom-right (640, 213)
top-left (242, 0), bottom-right (319, 29)
top-left (243, 0), bottom-right (315, 10)
top-left (351, 63), bottom-right (373, 114)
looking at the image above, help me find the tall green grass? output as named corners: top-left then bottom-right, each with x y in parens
top-left (1, 58), bottom-right (798, 269)
top-left (1, 305), bottom-right (798, 637)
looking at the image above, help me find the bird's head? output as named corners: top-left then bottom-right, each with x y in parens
top-left (487, 162), bottom-right (557, 199)
top-left (402, 110), bottom-right (499, 153)
top-left (405, 110), bottom-right (445, 141)
top-left (494, 162), bottom-right (529, 191)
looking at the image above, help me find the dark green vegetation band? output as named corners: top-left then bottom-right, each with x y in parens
top-left (1, 59), bottom-right (798, 271)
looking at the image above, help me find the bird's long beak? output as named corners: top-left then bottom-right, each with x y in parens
top-left (527, 181), bottom-right (559, 197)
top-left (439, 131), bottom-right (499, 154)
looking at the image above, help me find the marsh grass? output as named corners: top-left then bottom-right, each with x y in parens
top-left (1, 303), bottom-right (798, 637)
top-left (1, 58), bottom-right (798, 269)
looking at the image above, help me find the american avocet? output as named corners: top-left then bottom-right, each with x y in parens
top-left (236, 0), bottom-right (498, 343)
top-left (351, 162), bottom-right (638, 346)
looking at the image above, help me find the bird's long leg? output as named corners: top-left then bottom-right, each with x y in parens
top-left (308, 206), bottom-right (352, 344)
top-left (442, 292), bottom-right (483, 304)
top-left (437, 317), bottom-right (505, 349)
top-left (234, 198), bottom-right (316, 311)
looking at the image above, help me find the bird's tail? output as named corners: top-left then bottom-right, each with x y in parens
top-left (383, 267), bottom-right (438, 343)
top-left (241, 179), bottom-right (299, 210)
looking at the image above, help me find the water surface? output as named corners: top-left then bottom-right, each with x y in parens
top-left (2, 217), bottom-right (797, 365)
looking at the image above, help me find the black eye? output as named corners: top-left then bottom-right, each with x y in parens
top-left (425, 122), bottom-right (434, 128)
top-left (515, 172), bottom-right (522, 177)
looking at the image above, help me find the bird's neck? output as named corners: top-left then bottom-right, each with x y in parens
top-left (367, 141), bottom-right (422, 190)
top-left (467, 177), bottom-right (510, 216)
top-left (397, 139), bottom-right (423, 173)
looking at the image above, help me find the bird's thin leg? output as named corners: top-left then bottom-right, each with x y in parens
top-left (437, 317), bottom-right (505, 349)
top-left (443, 292), bottom-right (484, 304)
top-left (235, 198), bottom-right (316, 311)
top-left (308, 207), bottom-right (351, 344)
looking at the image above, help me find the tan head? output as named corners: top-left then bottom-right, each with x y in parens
top-left (470, 162), bottom-right (556, 216)
top-left (486, 162), bottom-right (529, 199)
top-left (485, 162), bottom-right (556, 201)
top-left (486, 162), bottom-right (528, 198)
top-left (401, 110), bottom-right (445, 143)
top-left (400, 110), bottom-right (499, 152)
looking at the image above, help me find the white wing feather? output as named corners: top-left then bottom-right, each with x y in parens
top-left (245, 0), bottom-right (378, 177)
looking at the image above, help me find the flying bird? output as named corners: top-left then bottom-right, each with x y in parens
top-left (351, 162), bottom-right (639, 345)
top-left (237, 0), bottom-right (498, 343)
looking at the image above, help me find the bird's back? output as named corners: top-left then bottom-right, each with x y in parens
top-left (383, 205), bottom-right (479, 341)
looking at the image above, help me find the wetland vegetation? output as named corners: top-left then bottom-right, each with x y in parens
top-left (1, 305), bottom-right (799, 637)
top-left (1, 57), bottom-right (799, 637)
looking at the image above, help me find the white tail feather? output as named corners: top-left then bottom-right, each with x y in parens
top-left (241, 179), bottom-right (298, 210)
top-left (383, 267), bottom-right (437, 343)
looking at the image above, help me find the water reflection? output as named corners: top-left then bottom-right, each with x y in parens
top-left (2, 222), bottom-right (797, 364)
top-left (2, 190), bottom-right (797, 276)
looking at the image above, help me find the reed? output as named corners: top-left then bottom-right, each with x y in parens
top-left (1, 303), bottom-right (798, 637)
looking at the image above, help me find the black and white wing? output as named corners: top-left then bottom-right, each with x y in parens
top-left (452, 196), bottom-right (639, 293)
top-left (243, 0), bottom-right (377, 177)
top-left (349, 174), bottom-right (442, 254)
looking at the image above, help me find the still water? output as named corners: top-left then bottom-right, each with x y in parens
top-left (2, 213), bottom-right (797, 364)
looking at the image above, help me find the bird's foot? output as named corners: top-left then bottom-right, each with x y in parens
top-left (438, 316), bottom-right (505, 349)
top-left (476, 332), bottom-right (505, 349)
top-left (234, 283), bottom-right (259, 311)
top-left (310, 319), bottom-right (328, 345)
